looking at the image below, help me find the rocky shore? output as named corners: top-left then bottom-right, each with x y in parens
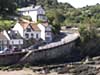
top-left (1, 56), bottom-right (100, 75)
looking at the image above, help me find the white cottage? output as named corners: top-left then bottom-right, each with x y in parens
top-left (0, 30), bottom-right (23, 52)
top-left (3, 30), bottom-right (23, 49)
top-left (13, 19), bottom-right (53, 42)
top-left (13, 19), bottom-right (41, 40)
top-left (18, 5), bottom-right (47, 22)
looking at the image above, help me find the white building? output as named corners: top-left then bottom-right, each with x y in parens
top-left (3, 30), bottom-right (23, 48)
top-left (0, 30), bottom-right (23, 51)
top-left (13, 19), bottom-right (53, 42)
top-left (13, 19), bottom-right (41, 40)
top-left (38, 23), bottom-right (52, 42)
top-left (18, 5), bottom-right (47, 22)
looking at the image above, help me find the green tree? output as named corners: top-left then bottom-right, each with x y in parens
top-left (79, 18), bottom-right (97, 43)
top-left (0, 20), bottom-right (15, 31)
top-left (46, 9), bottom-right (65, 34)
top-left (0, 0), bottom-right (17, 15)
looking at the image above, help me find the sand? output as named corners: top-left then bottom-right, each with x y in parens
top-left (0, 68), bottom-right (68, 75)
top-left (0, 69), bottom-right (60, 75)
top-left (0, 68), bottom-right (39, 75)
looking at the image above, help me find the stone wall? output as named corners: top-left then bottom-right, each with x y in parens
top-left (24, 40), bottom-right (76, 65)
top-left (0, 52), bottom-right (27, 66)
top-left (21, 33), bottom-right (80, 65)
top-left (0, 33), bottom-right (79, 66)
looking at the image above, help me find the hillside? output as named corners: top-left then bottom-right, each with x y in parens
top-left (1, 0), bottom-right (100, 27)
top-left (35, 0), bottom-right (100, 28)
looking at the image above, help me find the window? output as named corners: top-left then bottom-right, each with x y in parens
top-left (0, 41), bottom-right (1, 44)
top-left (46, 32), bottom-right (51, 35)
top-left (27, 28), bottom-right (31, 32)
top-left (31, 34), bottom-right (34, 37)
top-left (0, 46), bottom-right (1, 51)
top-left (46, 37), bottom-right (50, 41)
top-left (36, 34), bottom-right (38, 38)
top-left (37, 14), bottom-right (44, 21)
top-left (25, 34), bottom-right (29, 38)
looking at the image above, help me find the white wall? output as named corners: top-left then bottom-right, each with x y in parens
top-left (3, 30), bottom-right (10, 40)
top-left (29, 11), bottom-right (37, 22)
top-left (38, 24), bottom-right (45, 40)
top-left (9, 39), bottom-right (23, 45)
top-left (20, 10), bottom-right (37, 22)
top-left (13, 23), bottom-right (24, 37)
top-left (38, 23), bottom-right (53, 42)
top-left (24, 31), bottom-right (41, 40)
top-left (26, 7), bottom-right (45, 22)
top-left (22, 11), bottom-right (29, 16)
top-left (18, 7), bottom-right (45, 22)
top-left (24, 26), bottom-right (41, 40)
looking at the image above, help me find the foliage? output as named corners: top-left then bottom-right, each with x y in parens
top-left (0, 19), bottom-right (15, 31)
top-left (77, 17), bottom-right (99, 57)
top-left (79, 24), bottom-right (97, 43)
top-left (0, 0), bottom-right (17, 15)
top-left (37, 20), bottom-right (45, 23)
top-left (36, 0), bottom-right (58, 9)
top-left (21, 16), bottom-right (32, 21)
top-left (15, 0), bottom-right (36, 7)
top-left (46, 9), bottom-right (65, 34)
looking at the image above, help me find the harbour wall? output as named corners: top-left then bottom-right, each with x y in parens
top-left (0, 33), bottom-right (80, 66)
top-left (23, 33), bottom-right (79, 64)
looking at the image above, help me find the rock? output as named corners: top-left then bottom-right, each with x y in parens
top-left (73, 65), bottom-right (98, 75)
top-left (92, 56), bottom-right (100, 61)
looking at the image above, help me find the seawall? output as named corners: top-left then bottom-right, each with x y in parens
top-left (0, 33), bottom-right (79, 66)
top-left (22, 33), bottom-right (80, 65)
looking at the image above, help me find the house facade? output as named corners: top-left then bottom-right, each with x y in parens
top-left (23, 23), bottom-right (41, 40)
top-left (0, 32), bottom-right (8, 51)
top-left (13, 19), bottom-right (41, 40)
top-left (16, 5), bottom-right (52, 42)
top-left (0, 30), bottom-right (23, 51)
top-left (18, 5), bottom-right (47, 22)
top-left (3, 30), bottom-right (23, 49)
top-left (38, 23), bottom-right (52, 42)
top-left (13, 19), bottom-right (53, 42)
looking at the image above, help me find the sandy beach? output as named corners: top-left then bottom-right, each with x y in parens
top-left (0, 68), bottom-right (59, 75)
top-left (0, 69), bottom-right (38, 75)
